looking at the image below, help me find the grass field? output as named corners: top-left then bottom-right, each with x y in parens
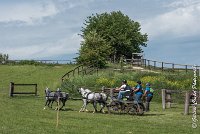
top-left (0, 65), bottom-right (199, 134)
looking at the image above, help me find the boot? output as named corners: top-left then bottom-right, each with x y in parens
top-left (145, 102), bottom-right (150, 112)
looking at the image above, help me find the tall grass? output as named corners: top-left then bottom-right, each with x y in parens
top-left (62, 70), bottom-right (197, 99)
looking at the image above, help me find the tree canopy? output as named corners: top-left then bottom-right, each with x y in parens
top-left (77, 31), bottom-right (111, 68)
top-left (0, 53), bottom-right (9, 64)
top-left (77, 11), bottom-right (148, 67)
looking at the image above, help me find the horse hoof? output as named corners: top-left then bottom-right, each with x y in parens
top-left (85, 109), bottom-right (89, 112)
top-left (43, 107), bottom-right (46, 110)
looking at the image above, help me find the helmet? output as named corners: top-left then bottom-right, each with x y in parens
top-left (57, 88), bottom-right (61, 92)
top-left (137, 81), bottom-right (141, 84)
top-left (146, 83), bottom-right (151, 87)
top-left (122, 80), bottom-right (127, 84)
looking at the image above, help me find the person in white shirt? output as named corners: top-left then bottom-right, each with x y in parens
top-left (116, 80), bottom-right (129, 100)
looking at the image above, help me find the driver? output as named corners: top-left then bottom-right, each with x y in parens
top-left (116, 80), bottom-right (130, 101)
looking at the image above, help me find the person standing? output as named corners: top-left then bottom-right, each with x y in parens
top-left (143, 83), bottom-right (154, 112)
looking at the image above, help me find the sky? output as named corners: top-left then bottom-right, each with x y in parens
top-left (0, 0), bottom-right (200, 65)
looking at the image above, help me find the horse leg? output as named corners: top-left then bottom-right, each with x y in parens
top-left (48, 100), bottom-right (51, 107)
top-left (93, 101), bottom-right (98, 113)
top-left (100, 102), bottom-right (106, 113)
top-left (50, 100), bottom-right (54, 108)
top-left (84, 100), bottom-right (89, 112)
top-left (54, 100), bottom-right (59, 110)
top-left (60, 99), bottom-right (66, 110)
top-left (43, 100), bottom-right (49, 110)
top-left (79, 99), bottom-right (86, 112)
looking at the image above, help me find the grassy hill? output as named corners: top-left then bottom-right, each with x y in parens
top-left (0, 65), bottom-right (199, 134)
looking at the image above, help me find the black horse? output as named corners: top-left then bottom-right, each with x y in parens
top-left (44, 88), bottom-right (69, 110)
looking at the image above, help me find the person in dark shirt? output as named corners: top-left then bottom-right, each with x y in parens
top-left (133, 81), bottom-right (143, 103)
top-left (143, 83), bottom-right (154, 112)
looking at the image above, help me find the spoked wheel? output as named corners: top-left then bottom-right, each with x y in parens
top-left (134, 103), bottom-right (145, 115)
top-left (108, 100), bottom-right (121, 113)
top-left (126, 103), bottom-right (145, 115)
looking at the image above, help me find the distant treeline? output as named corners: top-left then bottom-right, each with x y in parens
top-left (0, 53), bottom-right (9, 64)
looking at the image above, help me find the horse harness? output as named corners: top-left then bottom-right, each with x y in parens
top-left (83, 91), bottom-right (103, 102)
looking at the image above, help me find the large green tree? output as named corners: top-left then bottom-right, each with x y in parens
top-left (80, 11), bottom-right (148, 61)
top-left (77, 31), bottom-right (111, 68)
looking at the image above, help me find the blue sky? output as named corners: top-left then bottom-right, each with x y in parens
top-left (0, 0), bottom-right (200, 65)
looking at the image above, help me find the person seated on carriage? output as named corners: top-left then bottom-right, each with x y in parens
top-left (57, 88), bottom-right (61, 92)
top-left (143, 83), bottom-right (154, 112)
top-left (133, 81), bottom-right (143, 103)
top-left (116, 80), bottom-right (131, 101)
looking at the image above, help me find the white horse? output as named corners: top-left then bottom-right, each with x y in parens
top-left (78, 88), bottom-right (108, 113)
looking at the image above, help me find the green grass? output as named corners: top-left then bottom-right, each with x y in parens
top-left (0, 95), bottom-right (199, 134)
top-left (0, 65), bottom-right (75, 95)
top-left (0, 65), bottom-right (200, 134)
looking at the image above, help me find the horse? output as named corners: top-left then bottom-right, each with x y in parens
top-left (44, 87), bottom-right (69, 110)
top-left (78, 87), bottom-right (108, 113)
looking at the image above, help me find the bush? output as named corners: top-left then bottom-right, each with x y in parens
top-left (61, 70), bottom-right (196, 99)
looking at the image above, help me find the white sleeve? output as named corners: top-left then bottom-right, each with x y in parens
top-left (120, 84), bottom-right (126, 89)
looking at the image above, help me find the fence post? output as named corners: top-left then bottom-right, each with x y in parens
top-left (162, 62), bottom-right (164, 71)
top-left (166, 92), bottom-right (171, 108)
top-left (9, 82), bottom-right (14, 97)
top-left (154, 61), bottom-right (156, 69)
top-left (184, 92), bottom-right (190, 115)
top-left (35, 84), bottom-right (38, 96)
top-left (144, 59), bottom-right (146, 68)
top-left (185, 65), bottom-right (188, 73)
top-left (147, 60), bottom-right (150, 70)
top-left (172, 64), bottom-right (174, 72)
top-left (82, 66), bottom-right (84, 76)
top-left (96, 67), bottom-right (98, 76)
top-left (110, 89), bottom-right (113, 101)
top-left (162, 89), bottom-right (166, 110)
top-left (101, 86), bottom-right (105, 92)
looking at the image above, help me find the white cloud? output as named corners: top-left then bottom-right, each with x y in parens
top-left (166, 0), bottom-right (200, 8)
top-left (0, 1), bottom-right (59, 25)
top-left (141, 0), bottom-right (200, 39)
top-left (2, 33), bottom-right (81, 59)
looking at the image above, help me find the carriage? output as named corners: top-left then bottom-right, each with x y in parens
top-left (106, 88), bottom-right (145, 115)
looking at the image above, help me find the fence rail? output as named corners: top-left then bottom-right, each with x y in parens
top-left (61, 65), bottom-right (98, 81)
top-left (129, 58), bottom-right (200, 73)
top-left (8, 60), bottom-right (75, 64)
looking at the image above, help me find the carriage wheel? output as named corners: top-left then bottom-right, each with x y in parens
top-left (135, 104), bottom-right (144, 115)
top-left (109, 100), bottom-right (121, 113)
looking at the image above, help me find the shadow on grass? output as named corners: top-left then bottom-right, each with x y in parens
top-left (142, 113), bottom-right (165, 116)
top-left (60, 108), bottom-right (74, 111)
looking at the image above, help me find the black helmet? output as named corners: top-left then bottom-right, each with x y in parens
top-left (122, 80), bottom-right (127, 84)
top-left (137, 81), bottom-right (141, 84)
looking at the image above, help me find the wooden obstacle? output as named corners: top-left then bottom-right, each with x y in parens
top-left (184, 91), bottom-right (200, 115)
top-left (162, 89), bottom-right (200, 115)
top-left (9, 82), bottom-right (38, 97)
top-left (161, 89), bottom-right (181, 110)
